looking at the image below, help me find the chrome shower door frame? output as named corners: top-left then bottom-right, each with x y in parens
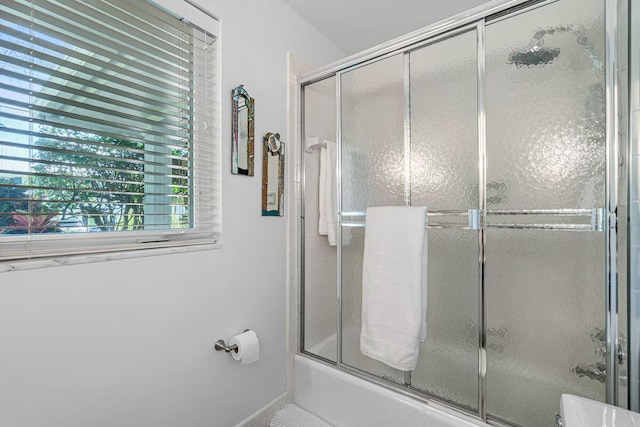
top-left (298, 0), bottom-right (629, 423)
top-left (604, 0), bottom-right (620, 406)
top-left (628, 0), bottom-right (640, 412)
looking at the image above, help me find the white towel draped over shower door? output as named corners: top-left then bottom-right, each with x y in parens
top-left (319, 140), bottom-right (338, 246)
top-left (360, 206), bottom-right (428, 371)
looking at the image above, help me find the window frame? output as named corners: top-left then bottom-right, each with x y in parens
top-left (0, 0), bottom-right (222, 264)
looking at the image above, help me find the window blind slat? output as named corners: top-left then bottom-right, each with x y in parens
top-left (0, 38), bottom-right (189, 103)
top-left (0, 54), bottom-right (188, 112)
top-left (25, 0), bottom-right (195, 63)
top-left (0, 102), bottom-right (190, 144)
top-left (0, 138), bottom-right (190, 172)
top-left (6, 0), bottom-right (197, 48)
top-left (1, 68), bottom-right (187, 120)
top-left (0, 168), bottom-right (189, 190)
top-left (76, 0), bottom-right (198, 51)
top-left (0, 198), bottom-right (192, 207)
top-left (0, 182), bottom-right (191, 199)
top-left (0, 15), bottom-right (192, 81)
top-left (0, 81), bottom-right (189, 132)
top-left (1, 124), bottom-right (191, 154)
top-left (0, 155), bottom-right (190, 182)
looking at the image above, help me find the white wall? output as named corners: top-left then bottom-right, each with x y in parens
top-left (0, 2), bottom-right (343, 427)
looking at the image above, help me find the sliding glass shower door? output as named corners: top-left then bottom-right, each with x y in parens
top-left (340, 53), bottom-right (408, 384)
top-left (408, 29), bottom-right (479, 412)
top-left (484, 0), bottom-right (607, 425)
top-left (300, 0), bottom-right (624, 425)
top-left (338, 26), bottom-right (482, 412)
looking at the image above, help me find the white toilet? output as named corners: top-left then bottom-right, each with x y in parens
top-left (560, 394), bottom-right (640, 426)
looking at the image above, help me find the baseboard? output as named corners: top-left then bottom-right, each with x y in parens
top-left (233, 392), bottom-right (292, 427)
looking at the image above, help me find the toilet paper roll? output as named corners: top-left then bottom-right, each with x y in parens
top-left (229, 330), bottom-right (259, 365)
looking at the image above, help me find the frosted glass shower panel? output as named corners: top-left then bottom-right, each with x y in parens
top-left (410, 29), bottom-right (478, 210)
top-left (411, 229), bottom-right (479, 410)
top-left (485, 0), bottom-right (605, 210)
top-left (408, 29), bottom-right (479, 411)
top-left (484, 0), bottom-right (606, 425)
top-left (485, 230), bottom-right (605, 427)
top-left (341, 54), bottom-right (406, 211)
top-left (303, 77), bottom-right (338, 362)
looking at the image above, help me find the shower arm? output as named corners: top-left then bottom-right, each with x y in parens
top-left (528, 24), bottom-right (604, 73)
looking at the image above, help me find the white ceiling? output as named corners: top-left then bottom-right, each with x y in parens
top-left (282, 0), bottom-right (492, 56)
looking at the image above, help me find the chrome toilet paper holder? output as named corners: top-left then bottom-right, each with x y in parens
top-left (214, 329), bottom-right (250, 354)
top-left (214, 339), bottom-right (238, 353)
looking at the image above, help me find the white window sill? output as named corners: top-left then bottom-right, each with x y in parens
top-left (0, 242), bottom-right (222, 273)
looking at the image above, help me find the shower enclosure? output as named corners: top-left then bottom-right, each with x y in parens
top-left (298, 0), bottom-right (633, 426)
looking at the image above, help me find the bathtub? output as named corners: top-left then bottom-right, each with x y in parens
top-left (293, 355), bottom-right (485, 427)
top-left (299, 330), bottom-right (603, 426)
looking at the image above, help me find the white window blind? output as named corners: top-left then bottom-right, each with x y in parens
top-left (0, 0), bottom-right (221, 260)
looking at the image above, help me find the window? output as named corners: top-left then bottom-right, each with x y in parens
top-left (0, 0), bottom-right (221, 260)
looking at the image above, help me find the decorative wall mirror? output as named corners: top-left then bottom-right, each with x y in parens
top-left (232, 85), bottom-right (254, 175)
top-left (262, 132), bottom-right (285, 216)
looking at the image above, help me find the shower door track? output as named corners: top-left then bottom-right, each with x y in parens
top-left (298, 0), bottom-right (626, 424)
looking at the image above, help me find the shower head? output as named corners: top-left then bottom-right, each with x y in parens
top-left (507, 25), bottom-right (602, 72)
top-left (507, 45), bottom-right (561, 67)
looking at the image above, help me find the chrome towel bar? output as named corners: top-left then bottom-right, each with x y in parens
top-left (340, 208), bottom-right (606, 232)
